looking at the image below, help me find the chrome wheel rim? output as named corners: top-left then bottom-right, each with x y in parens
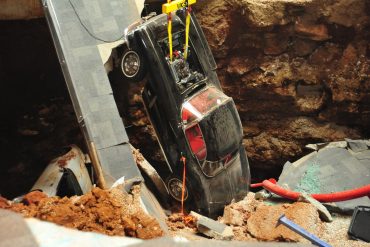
top-left (121, 50), bottom-right (140, 78)
top-left (168, 177), bottom-right (188, 202)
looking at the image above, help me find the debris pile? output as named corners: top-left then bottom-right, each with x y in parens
top-left (166, 213), bottom-right (197, 231)
top-left (220, 192), bottom-right (369, 246)
top-left (0, 186), bottom-right (164, 239)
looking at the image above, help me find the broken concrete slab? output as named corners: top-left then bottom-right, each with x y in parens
top-left (190, 212), bottom-right (234, 240)
top-left (346, 139), bottom-right (368, 153)
top-left (277, 144), bottom-right (370, 213)
top-left (298, 193), bottom-right (332, 222)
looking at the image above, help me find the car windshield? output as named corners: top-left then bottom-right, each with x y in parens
top-left (182, 87), bottom-right (243, 164)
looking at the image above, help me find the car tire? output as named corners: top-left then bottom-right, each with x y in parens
top-left (120, 48), bottom-right (146, 82)
top-left (166, 174), bottom-right (190, 203)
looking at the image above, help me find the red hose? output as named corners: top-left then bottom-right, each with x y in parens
top-left (250, 178), bottom-right (277, 188)
top-left (261, 180), bottom-right (370, 202)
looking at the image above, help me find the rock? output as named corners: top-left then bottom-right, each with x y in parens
top-left (229, 0), bottom-right (311, 27)
top-left (326, 0), bottom-right (369, 28)
top-left (194, 0), bottom-right (233, 58)
top-left (221, 192), bottom-right (263, 226)
top-left (298, 193), bottom-right (333, 222)
top-left (295, 83), bottom-right (326, 113)
top-left (339, 44), bottom-right (357, 67)
top-left (247, 202), bottom-right (323, 242)
top-left (309, 43), bottom-right (342, 65)
top-left (222, 205), bottom-right (245, 226)
top-left (295, 21), bottom-right (331, 41)
top-left (226, 56), bottom-right (255, 76)
top-left (263, 32), bottom-right (289, 55)
top-left (190, 211), bottom-right (234, 240)
top-left (293, 38), bottom-right (318, 57)
top-left (234, 33), bottom-right (264, 50)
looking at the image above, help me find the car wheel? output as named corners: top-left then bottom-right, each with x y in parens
top-left (166, 174), bottom-right (189, 202)
top-left (120, 48), bottom-right (146, 82)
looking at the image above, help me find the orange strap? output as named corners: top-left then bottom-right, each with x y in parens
top-left (180, 156), bottom-right (186, 215)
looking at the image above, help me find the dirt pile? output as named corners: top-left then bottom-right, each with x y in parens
top-left (247, 202), bottom-right (322, 242)
top-left (166, 213), bottom-right (197, 231)
top-left (220, 192), bottom-right (368, 246)
top-left (195, 0), bottom-right (370, 175)
top-left (0, 186), bottom-right (164, 239)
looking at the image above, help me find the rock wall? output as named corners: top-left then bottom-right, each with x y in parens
top-left (0, 0), bottom-right (43, 20)
top-left (195, 0), bottom-right (370, 175)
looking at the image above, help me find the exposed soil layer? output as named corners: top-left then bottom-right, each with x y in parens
top-left (0, 186), bottom-right (164, 239)
top-left (194, 0), bottom-right (370, 176)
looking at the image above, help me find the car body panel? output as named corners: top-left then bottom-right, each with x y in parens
top-left (31, 145), bottom-right (92, 197)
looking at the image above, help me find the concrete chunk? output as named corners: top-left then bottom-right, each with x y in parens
top-left (190, 211), bottom-right (234, 240)
top-left (298, 193), bottom-right (333, 222)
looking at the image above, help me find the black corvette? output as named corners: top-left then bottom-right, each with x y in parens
top-left (118, 10), bottom-right (250, 217)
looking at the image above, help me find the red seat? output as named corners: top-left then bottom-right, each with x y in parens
top-left (185, 124), bottom-right (206, 160)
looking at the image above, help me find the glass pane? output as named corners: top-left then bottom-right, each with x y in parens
top-left (182, 87), bottom-right (230, 124)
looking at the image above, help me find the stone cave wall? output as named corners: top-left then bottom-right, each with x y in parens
top-left (195, 0), bottom-right (370, 175)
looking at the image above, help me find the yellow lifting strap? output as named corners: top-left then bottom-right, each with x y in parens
top-left (183, 6), bottom-right (191, 59)
top-left (167, 0), bottom-right (173, 61)
top-left (162, 0), bottom-right (196, 61)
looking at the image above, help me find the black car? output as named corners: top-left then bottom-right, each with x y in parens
top-left (118, 10), bottom-right (250, 217)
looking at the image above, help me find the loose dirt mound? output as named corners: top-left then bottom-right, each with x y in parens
top-left (220, 192), bottom-right (369, 246)
top-left (166, 213), bottom-right (197, 231)
top-left (0, 186), bottom-right (164, 239)
top-left (247, 202), bottom-right (322, 242)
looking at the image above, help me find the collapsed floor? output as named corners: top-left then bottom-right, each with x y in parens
top-left (1, 189), bottom-right (368, 246)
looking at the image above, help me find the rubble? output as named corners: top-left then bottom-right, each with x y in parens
top-left (22, 191), bottom-right (47, 206)
top-left (247, 202), bottom-right (322, 242)
top-left (0, 186), bottom-right (164, 240)
top-left (298, 193), bottom-right (332, 222)
top-left (166, 213), bottom-right (197, 231)
top-left (220, 192), bottom-right (369, 246)
top-left (221, 192), bottom-right (263, 226)
top-left (190, 211), bottom-right (234, 240)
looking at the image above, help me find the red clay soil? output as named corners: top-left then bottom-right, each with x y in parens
top-left (0, 186), bottom-right (164, 239)
top-left (22, 190), bottom-right (47, 205)
top-left (166, 213), bottom-right (197, 231)
top-left (220, 193), bottom-right (324, 242)
top-left (0, 196), bottom-right (10, 208)
top-left (247, 202), bottom-right (323, 242)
